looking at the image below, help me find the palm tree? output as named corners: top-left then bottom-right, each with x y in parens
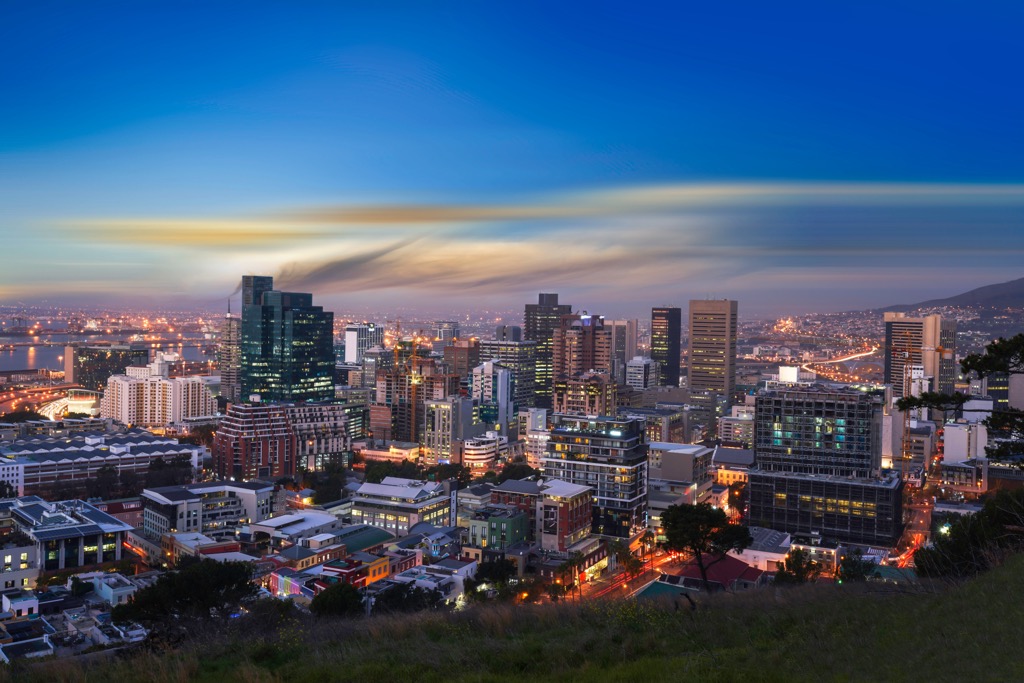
top-left (641, 530), bottom-right (656, 574)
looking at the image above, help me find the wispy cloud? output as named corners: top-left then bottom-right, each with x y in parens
top-left (58, 181), bottom-right (1024, 306)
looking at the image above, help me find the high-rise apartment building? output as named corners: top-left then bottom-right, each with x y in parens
top-left (370, 358), bottom-right (460, 443)
top-left (551, 314), bottom-right (613, 382)
top-left (552, 372), bottom-right (617, 417)
top-left (344, 323), bottom-right (383, 364)
top-left (524, 293), bottom-right (572, 409)
top-left (746, 386), bottom-right (903, 546)
top-left (217, 314), bottom-right (242, 403)
top-left (650, 307), bottom-right (681, 387)
top-left (423, 396), bottom-right (482, 466)
top-left (688, 299), bottom-right (738, 407)
top-left (542, 415), bottom-right (648, 538)
top-left (883, 312), bottom-right (957, 397)
top-left (479, 337), bottom-right (537, 410)
top-left (240, 276), bottom-right (335, 403)
top-left (100, 374), bottom-right (218, 428)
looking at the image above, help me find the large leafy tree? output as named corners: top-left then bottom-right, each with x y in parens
top-left (310, 582), bottom-right (364, 618)
top-left (661, 503), bottom-right (753, 591)
top-left (773, 548), bottom-right (821, 585)
top-left (112, 558), bottom-right (255, 624)
top-left (897, 334), bottom-right (1024, 461)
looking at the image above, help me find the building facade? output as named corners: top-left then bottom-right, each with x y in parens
top-left (650, 307), bottom-right (681, 387)
top-left (240, 276), bottom-right (335, 403)
top-left (524, 293), bottom-right (572, 409)
top-left (883, 312), bottom-right (957, 397)
top-left (688, 299), bottom-right (739, 409)
top-left (542, 415), bottom-right (648, 538)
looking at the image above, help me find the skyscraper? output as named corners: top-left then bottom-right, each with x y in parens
top-left (240, 276), bottom-right (335, 403)
top-left (688, 299), bottom-right (738, 406)
top-left (604, 319), bottom-right (639, 382)
top-left (217, 314), bottom-right (242, 403)
top-left (883, 312), bottom-right (957, 397)
top-left (479, 337), bottom-right (537, 410)
top-left (524, 293), bottom-right (572, 409)
top-left (650, 307), bottom-right (681, 387)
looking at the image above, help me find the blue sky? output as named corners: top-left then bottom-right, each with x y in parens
top-left (2, 2), bottom-right (1023, 318)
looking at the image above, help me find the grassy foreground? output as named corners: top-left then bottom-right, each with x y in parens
top-left (9, 557), bottom-right (1024, 683)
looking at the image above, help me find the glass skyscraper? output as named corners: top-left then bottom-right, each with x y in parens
top-left (240, 277), bottom-right (335, 403)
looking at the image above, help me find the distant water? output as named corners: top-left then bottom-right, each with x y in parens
top-left (0, 333), bottom-right (211, 372)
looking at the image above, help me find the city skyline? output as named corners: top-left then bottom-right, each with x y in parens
top-left (3, 3), bottom-right (1023, 317)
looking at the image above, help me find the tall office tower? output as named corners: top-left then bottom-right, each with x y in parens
top-left (883, 312), bottom-right (957, 397)
top-left (240, 277), bottom-right (335, 403)
top-left (542, 415), bottom-right (648, 538)
top-left (344, 322), bottom-right (383, 364)
top-left (524, 293), bottom-right (572, 409)
top-left (604, 319), bottom-right (639, 382)
top-left (472, 361), bottom-right (516, 434)
top-left (746, 386), bottom-right (903, 546)
top-left (241, 275), bottom-right (274, 307)
top-left (650, 307), bottom-right (681, 387)
top-left (688, 299), bottom-right (738, 404)
top-left (443, 338), bottom-right (481, 382)
top-left (63, 343), bottom-right (150, 391)
top-left (552, 371), bottom-right (617, 416)
top-left (479, 337), bottom-right (537, 410)
top-left (551, 314), bottom-right (613, 382)
top-left (218, 314), bottom-right (242, 403)
top-left (495, 325), bottom-right (523, 342)
top-left (625, 356), bottom-right (660, 390)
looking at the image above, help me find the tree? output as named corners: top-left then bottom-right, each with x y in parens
top-left (661, 503), bottom-right (753, 591)
top-left (0, 409), bottom-right (46, 423)
top-left (424, 463), bottom-right (472, 488)
top-left (496, 463), bottom-right (540, 484)
top-left (364, 459), bottom-right (421, 484)
top-left (177, 424), bottom-right (217, 448)
top-left (372, 582), bottom-right (444, 614)
top-left (310, 582), bottom-right (364, 618)
top-left (914, 488), bottom-right (1024, 578)
top-left (897, 333), bottom-right (1024, 462)
top-left (475, 558), bottom-right (517, 585)
top-left (86, 465), bottom-right (119, 499)
top-left (838, 548), bottom-right (874, 583)
top-left (112, 559), bottom-right (255, 624)
top-left (0, 480), bottom-right (16, 499)
top-left (773, 548), bottom-right (821, 585)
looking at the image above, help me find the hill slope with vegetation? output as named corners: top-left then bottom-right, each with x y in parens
top-left (9, 555), bottom-right (1024, 683)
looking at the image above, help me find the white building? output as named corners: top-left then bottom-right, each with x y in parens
top-left (101, 363), bottom-right (218, 428)
top-left (521, 408), bottom-right (550, 469)
top-left (344, 323), bottom-right (384, 364)
top-left (625, 356), bottom-right (660, 390)
top-left (460, 431), bottom-right (508, 471)
top-left (944, 421), bottom-right (988, 464)
top-left (350, 477), bottom-right (452, 536)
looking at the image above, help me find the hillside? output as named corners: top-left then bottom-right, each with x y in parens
top-left (884, 276), bottom-right (1024, 312)
top-left (10, 557), bottom-right (1024, 683)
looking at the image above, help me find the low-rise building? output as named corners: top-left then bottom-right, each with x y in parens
top-left (350, 477), bottom-right (452, 536)
top-left (3, 497), bottom-right (132, 572)
top-left (141, 481), bottom-right (274, 541)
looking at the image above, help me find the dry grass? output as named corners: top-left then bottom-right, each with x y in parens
top-left (6, 557), bottom-right (1024, 682)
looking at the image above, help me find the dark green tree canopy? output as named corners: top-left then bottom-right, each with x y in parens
top-left (661, 503), bottom-right (753, 591)
top-left (897, 333), bottom-right (1024, 462)
top-left (310, 582), bottom-right (363, 618)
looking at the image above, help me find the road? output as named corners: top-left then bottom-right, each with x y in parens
top-left (579, 552), bottom-right (690, 600)
top-left (0, 384), bottom-right (81, 416)
top-left (895, 497), bottom-right (934, 567)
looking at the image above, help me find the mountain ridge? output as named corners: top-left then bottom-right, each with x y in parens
top-left (882, 276), bottom-right (1024, 312)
